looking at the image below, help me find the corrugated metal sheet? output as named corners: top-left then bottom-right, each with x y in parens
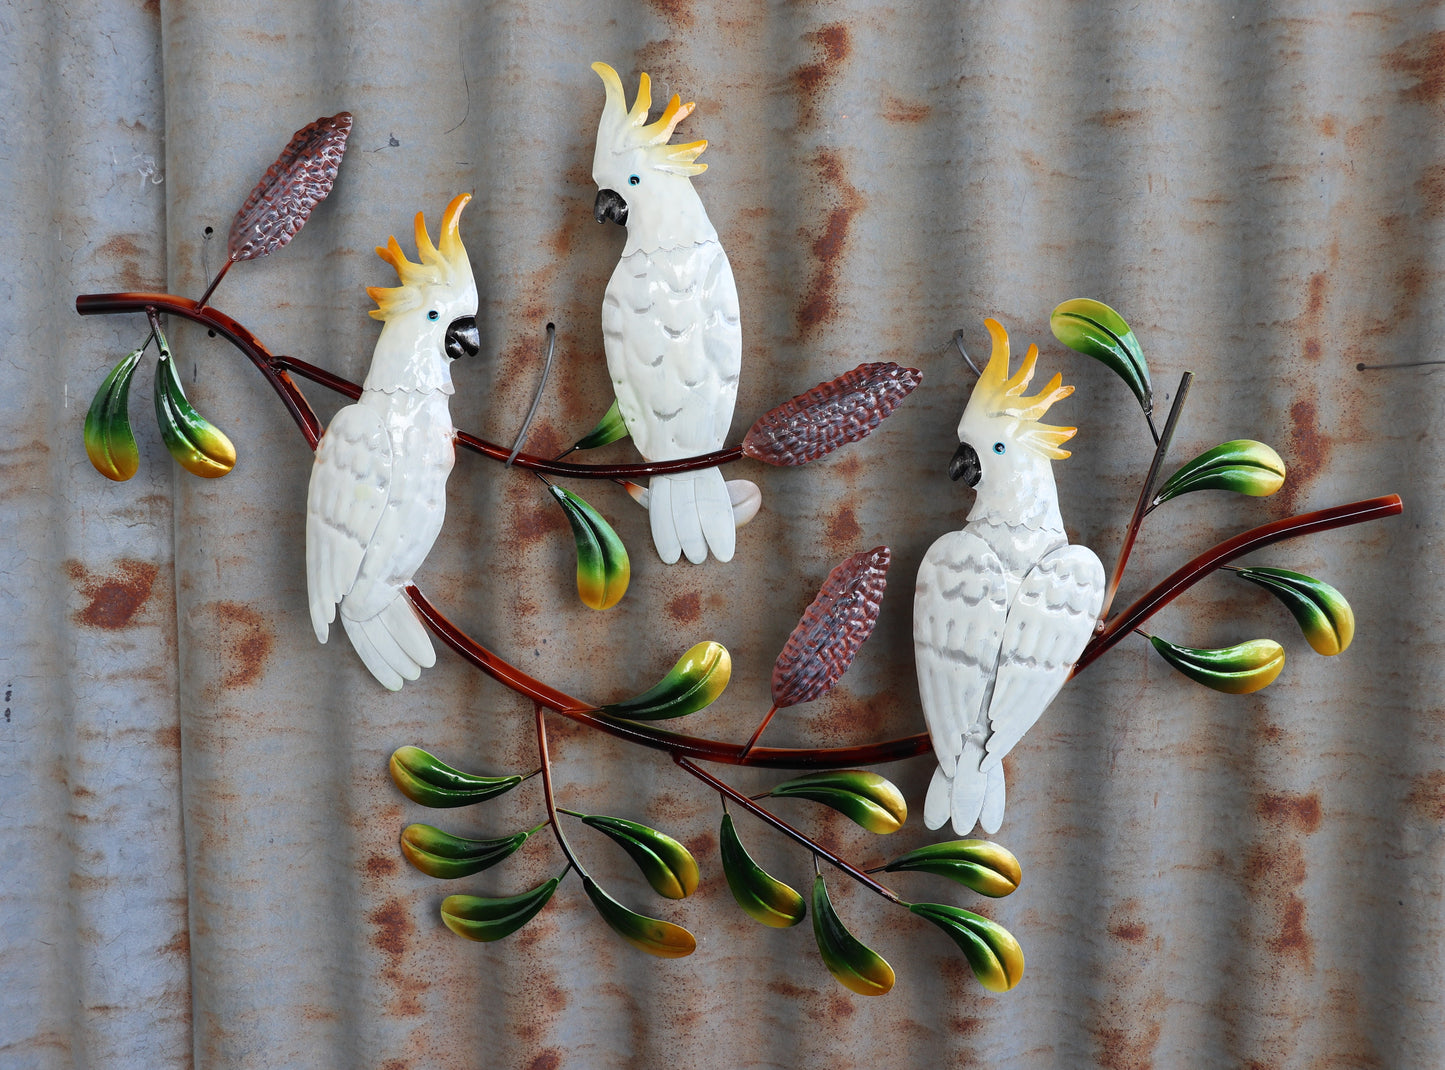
top-left (2, 2), bottom-right (1441, 1067)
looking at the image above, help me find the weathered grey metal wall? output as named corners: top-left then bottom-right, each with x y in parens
top-left (2, 1), bottom-right (1441, 1067)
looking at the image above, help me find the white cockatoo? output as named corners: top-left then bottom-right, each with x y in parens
top-left (590, 61), bottom-right (758, 564)
top-left (914, 319), bottom-right (1105, 835)
top-left (306, 194), bottom-right (480, 690)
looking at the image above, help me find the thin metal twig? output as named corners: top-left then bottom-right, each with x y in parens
top-left (508, 323), bottom-right (557, 467)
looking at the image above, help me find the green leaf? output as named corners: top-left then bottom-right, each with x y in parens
top-left (400, 823), bottom-right (533, 879)
top-left (549, 484), bottom-right (630, 611)
top-left (1050, 298), bottom-right (1152, 417)
top-left (882, 839), bottom-right (1021, 898)
top-left (1149, 636), bottom-right (1285, 694)
top-left (84, 347), bottom-right (144, 482)
top-left (811, 874), bottom-right (894, 996)
top-left (152, 335), bottom-right (236, 477)
top-left (1234, 566), bottom-right (1354, 656)
top-left (575, 814), bottom-right (699, 899)
top-left (440, 876), bottom-right (560, 942)
top-left (599, 641), bottom-right (732, 721)
top-left (908, 902), bottom-right (1024, 993)
top-left (388, 746), bottom-right (525, 808)
top-left (571, 399), bottom-right (630, 451)
top-left (582, 876), bottom-right (697, 958)
top-left (768, 770), bottom-right (907, 834)
top-left (718, 813), bottom-right (806, 927)
top-left (1153, 440), bottom-right (1285, 506)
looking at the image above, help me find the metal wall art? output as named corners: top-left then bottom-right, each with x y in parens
top-left (75, 68), bottom-right (1402, 999)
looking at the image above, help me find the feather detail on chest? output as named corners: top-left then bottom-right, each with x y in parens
top-left (914, 319), bottom-right (1105, 834)
top-left (590, 61), bottom-right (756, 564)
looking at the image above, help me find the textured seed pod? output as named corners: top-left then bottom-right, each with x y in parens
top-left (771, 547), bottom-right (890, 708)
top-left (228, 112), bottom-right (353, 264)
top-left (743, 362), bottom-right (921, 466)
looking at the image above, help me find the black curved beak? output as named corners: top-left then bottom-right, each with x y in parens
top-left (949, 442), bottom-right (982, 486)
top-left (594, 188), bottom-right (628, 226)
top-left (445, 316), bottom-right (480, 361)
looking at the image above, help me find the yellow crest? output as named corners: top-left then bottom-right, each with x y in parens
top-left (367, 194), bottom-right (473, 320)
top-left (973, 319), bottom-right (1078, 459)
top-left (592, 62), bottom-right (708, 177)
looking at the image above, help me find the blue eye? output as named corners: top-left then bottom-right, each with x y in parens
top-left (427, 310), bottom-right (439, 320)
top-left (628, 174), bottom-right (640, 186)
top-left (993, 442), bottom-right (1006, 454)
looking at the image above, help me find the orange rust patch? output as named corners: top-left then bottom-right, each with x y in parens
top-left (369, 898), bottom-right (413, 960)
top-left (364, 852), bottom-right (400, 879)
top-left (793, 24), bottom-right (852, 127)
top-left (1385, 30), bottom-right (1445, 104)
top-left (155, 725), bottom-right (182, 751)
top-left (159, 929), bottom-right (190, 957)
top-left (1109, 920), bottom-right (1149, 944)
top-left (883, 96), bottom-right (931, 123)
top-left (68, 559), bottom-right (159, 630)
top-left (1095, 1019), bottom-right (1164, 1070)
top-left (1305, 271), bottom-right (1327, 315)
top-left (1318, 115), bottom-right (1337, 137)
top-left (1405, 770), bottom-right (1445, 820)
top-left (796, 150), bottom-right (865, 335)
top-left (646, 0), bottom-right (694, 26)
top-left (1267, 894), bottom-right (1313, 965)
top-left (1303, 338), bottom-right (1321, 361)
top-left (1419, 163), bottom-right (1445, 219)
top-left (1278, 398), bottom-right (1328, 513)
top-left (826, 992), bottom-right (856, 1021)
top-left (826, 505), bottom-right (862, 547)
top-left (1091, 108), bottom-right (1143, 127)
top-left (767, 980), bottom-right (812, 999)
top-left (667, 591), bottom-right (701, 624)
top-left (207, 602), bottom-right (274, 689)
top-left (1255, 791), bottom-right (1322, 833)
top-left (526, 1050), bottom-right (563, 1070)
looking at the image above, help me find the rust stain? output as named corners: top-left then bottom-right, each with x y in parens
top-left (1243, 841), bottom-right (1314, 969)
top-left (1384, 30), bottom-right (1445, 104)
top-left (826, 505), bottom-right (862, 547)
top-left (155, 724), bottom-right (182, 750)
top-left (766, 980), bottom-right (813, 999)
top-left (825, 993), bottom-right (856, 1021)
top-left (1109, 919), bottom-right (1149, 945)
top-left (1418, 163), bottom-right (1445, 219)
top-left (646, 0), bottom-right (694, 28)
top-left (369, 898), bottom-right (413, 960)
top-left (1095, 1020), bottom-right (1163, 1070)
top-left (1318, 114), bottom-right (1338, 137)
top-left (1267, 894), bottom-right (1312, 963)
top-left (159, 929), bottom-right (190, 957)
top-left (795, 150), bottom-right (865, 336)
top-left (525, 1051), bottom-right (563, 1070)
top-left (68, 559), bottom-right (158, 630)
top-left (1277, 398), bottom-right (1328, 513)
top-left (1303, 338), bottom-right (1321, 361)
top-left (1404, 770), bottom-right (1445, 820)
top-left (1255, 791), bottom-right (1322, 833)
top-left (205, 602), bottom-right (275, 689)
top-left (1090, 107), bottom-right (1144, 127)
top-left (793, 24), bottom-right (852, 128)
top-left (666, 591), bottom-right (701, 624)
top-left (882, 95), bottom-right (931, 123)
top-left (364, 852), bottom-right (399, 879)
top-left (96, 233), bottom-right (155, 290)
top-left (1305, 271), bottom-right (1327, 315)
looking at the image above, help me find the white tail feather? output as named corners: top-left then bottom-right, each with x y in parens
top-left (648, 467), bottom-right (736, 564)
top-left (340, 594), bottom-right (434, 691)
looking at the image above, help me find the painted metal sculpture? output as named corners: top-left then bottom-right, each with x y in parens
top-left (305, 195), bottom-right (480, 690)
top-left (75, 105), bottom-right (1401, 1001)
top-left (915, 320), bottom-right (1105, 836)
top-left (591, 62), bottom-right (756, 564)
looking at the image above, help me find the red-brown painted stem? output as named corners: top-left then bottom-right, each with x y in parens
top-left (535, 704), bottom-right (585, 878)
top-left (75, 291), bottom-right (744, 477)
top-left (1075, 493), bottom-right (1404, 674)
top-left (1100, 372), bottom-right (1192, 621)
top-left (76, 291), bottom-right (1403, 771)
top-left (739, 704), bottom-right (780, 760)
top-left (676, 756), bottom-right (901, 904)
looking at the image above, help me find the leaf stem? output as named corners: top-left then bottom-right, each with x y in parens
top-left (507, 322), bottom-right (556, 467)
top-left (195, 257), bottom-right (235, 310)
top-left (1100, 372), bottom-right (1192, 622)
top-left (1076, 494), bottom-right (1403, 674)
top-left (675, 756), bottom-right (902, 904)
top-left (739, 704), bottom-right (780, 760)
top-left (535, 704), bottom-right (586, 879)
